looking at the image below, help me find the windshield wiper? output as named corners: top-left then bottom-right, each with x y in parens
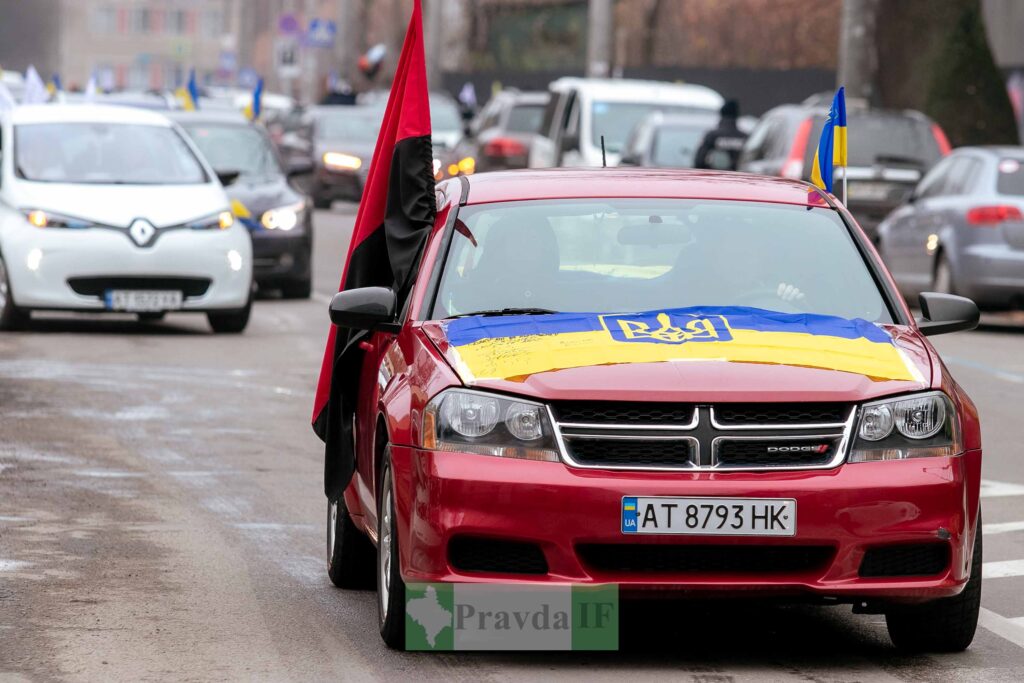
top-left (445, 307), bottom-right (559, 319)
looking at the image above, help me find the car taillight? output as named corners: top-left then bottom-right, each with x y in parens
top-left (931, 123), bottom-right (952, 156)
top-left (966, 205), bottom-right (1023, 225)
top-left (483, 137), bottom-right (528, 158)
top-left (781, 117), bottom-right (812, 179)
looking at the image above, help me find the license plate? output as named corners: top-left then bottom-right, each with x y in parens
top-left (847, 181), bottom-right (893, 202)
top-left (104, 290), bottom-right (183, 312)
top-left (622, 497), bottom-right (796, 536)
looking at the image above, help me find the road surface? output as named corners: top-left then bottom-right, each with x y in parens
top-left (3, 206), bottom-right (1024, 682)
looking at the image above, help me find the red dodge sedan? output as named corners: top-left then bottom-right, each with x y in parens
top-left (326, 168), bottom-right (982, 652)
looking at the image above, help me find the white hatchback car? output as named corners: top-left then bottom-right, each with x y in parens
top-left (0, 105), bottom-right (253, 332)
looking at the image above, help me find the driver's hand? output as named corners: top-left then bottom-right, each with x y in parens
top-left (776, 283), bottom-right (806, 302)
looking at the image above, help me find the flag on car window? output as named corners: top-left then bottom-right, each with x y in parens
top-left (312, 0), bottom-right (435, 498)
top-left (809, 87), bottom-right (846, 193)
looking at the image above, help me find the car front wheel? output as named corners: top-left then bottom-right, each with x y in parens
top-left (377, 448), bottom-right (406, 649)
top-left (0, 255), bottom-right (30, 331)
top-left (207, 298), bottom-right (252, 334)
top-left (326, 496), bottom-right (375, 589)
top-left (885, 516), bottom-right (982, 652)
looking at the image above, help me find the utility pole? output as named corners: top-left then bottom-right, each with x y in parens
top-left (837, 0), bottom-right (879, 103)
top-left (302, 0), bottom-right (318, 104)
top-left (586, 0), bottom-right (614, 78)
top-left (334, 0), bottom-right (361, 87)
top-left (424, 0), bottom-right (444, 90)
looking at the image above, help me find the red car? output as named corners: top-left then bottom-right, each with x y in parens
top-left (325, 168), bottom-right (982, 652)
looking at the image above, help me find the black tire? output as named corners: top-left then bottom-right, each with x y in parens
top-left (0, 255), bottom-right (30, 331)
top-left (885, 517), bottom-right (982, 652)
top-left (377, 449), bottom-right (406, 650)
top-left (326, 496), bottom-right (376, 589)
top-left (207, 298), bottom-right (251, 334)
top-left (313, 195), bottom-right (332, 210)
top-left (933, 252), bottom-right (956, 295)
top-left (137, 312), bottom-right (166, 322)
top-left (280, 278), bottom-right (312, 299)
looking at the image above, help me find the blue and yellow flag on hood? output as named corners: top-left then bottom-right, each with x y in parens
top-left (810, 87), bottom-right (847, 194)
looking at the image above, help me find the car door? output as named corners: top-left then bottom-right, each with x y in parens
top-left (554, 89), bottom-right (582, 167)
top-left (352, 327), bottom-right (396, 528)
top-left (882, 155), bottom-right (956, 295)
top-left (528, 90), bottom-right (565, 168)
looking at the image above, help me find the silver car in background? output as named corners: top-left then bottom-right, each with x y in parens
top-left (878, 146), bottom-right (1024, 310)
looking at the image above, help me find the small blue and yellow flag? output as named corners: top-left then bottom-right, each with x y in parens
top-left (244, 77), bottom-right (264, 121)
top-left (809, 87), bottom-right (847, 194)
top-left (176, 69), bottom-right (200, 111)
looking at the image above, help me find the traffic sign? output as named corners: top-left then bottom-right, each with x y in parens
top-left (305, 18), bottom-right (337, 48)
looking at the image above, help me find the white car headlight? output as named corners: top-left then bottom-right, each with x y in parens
top-left (422, 389), bottom-right (560, 462)
top-left (322, 152), bottom-right (362, 171)
top-left (849, 392), bottom-right (961, 462)
top-left (260, 201), bottom-right (305, 231)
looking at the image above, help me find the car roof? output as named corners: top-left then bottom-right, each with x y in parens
top-left (549, 77), bottom-right (723, 108)
top-left (461, 168), bottom-right (829, 207)
top-left (164, 109), bottom-right (251, 126)
top-left (6, 104), bottom-right (175, 126)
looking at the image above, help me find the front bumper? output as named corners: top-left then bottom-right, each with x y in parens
top-left (251, 230), bottom-right (311, 285)
top-left (313, 166), bottom-right (364, 202)
top-left (390, 447), bottom-right (981, 602)
top-left (5, 225), bottom-right (252, 311)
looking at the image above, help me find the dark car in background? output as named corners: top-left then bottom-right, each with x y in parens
top-left (738, 95), bottom-right (950, 240)
top-left (451, 89), bottom-right (548, 173)
top-left (618, 111), bottom-right (719, 168)
top-left (879, 146), bottom-right (1024, 310)
top-left (308, 105), bottom-right (382, 208)
top-left (170, 110), bottom-right (313, 299)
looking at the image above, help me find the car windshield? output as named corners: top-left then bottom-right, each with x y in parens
top-left (431, 97), bottom-right (462, 133)
top-left (506, 104), bottom-right (545, 133)
top-left (652, 125), bottom-right (712, 167)
top-left (805, 113), bottom-right (941, 170)
top-left (182, 123), bottom-right (280, 178)
top-left (592, 102), bottom-right (715, 153)
top-left (317, 111), bottom-right (380, 142)
top-left (432, 198), bottom-right (892, 323)
top-left (15, 122), bottom-right (207, 184)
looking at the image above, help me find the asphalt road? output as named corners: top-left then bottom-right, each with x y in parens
top-left (3, 206), bottom-right (1024, 682)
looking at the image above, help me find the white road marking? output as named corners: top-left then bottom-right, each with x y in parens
top-left (981, 479), bottom-right (1024, 498)
top-left (0, 559), bottom-right (31, 572)
top-left (980, 608), bottom-right (1024, 649)
top-left (945, 356), bottom-right (1024, 384)
top-left (982, 559), bottom-right (1024, 579)
top-left (984, 520), bottom-right (1024, 536)
top-left (71, 469), bottom-right (142, 479)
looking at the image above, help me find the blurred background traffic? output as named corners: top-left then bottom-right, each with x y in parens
top-left (2, 0), bottom-right (1024, 315)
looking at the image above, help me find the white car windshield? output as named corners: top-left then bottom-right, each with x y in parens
top-left (432, 198), bottom-right (893, 323)
top-left (592, 102), bottom-right (715, 153)
top-left (14, 122), bottom-right (208, 185)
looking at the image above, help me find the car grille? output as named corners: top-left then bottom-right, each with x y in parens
top-left (68, 276), bottom-right (211, 299)
top-left (577, 543), bottom-right (835, 575)
top-left (555, 403), bottom-right (854, 472)
top-left (859, 543), bottom-right (950, 577)
top-left (448, 537), bottom-right (548, 575)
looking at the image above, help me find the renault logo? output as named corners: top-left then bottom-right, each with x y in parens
top-left (128, 219), bottom-right (156, 246)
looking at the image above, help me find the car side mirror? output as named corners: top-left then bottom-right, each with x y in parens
top-left (560, 132), bottom-right (579, 153)
top-left (215, 169), bottom-right (241, 187)
top-left (329, 287), bottom-right (397, 330)
top-left (916, 292), bottom-right (979, 336)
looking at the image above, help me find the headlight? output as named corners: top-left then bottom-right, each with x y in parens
top-left (189, 211), bottom-right (234, 230)
top-left (849, 392), bottom-right (961, 462)
top-left (422, 389), bottom-right (560, 462)
top-left (260, 201), bottom-right (305, 231)
top-left (432, 157), bottom-right (442, 180)
top-left (21, 209), bottom-right (90, 229)
top-left (323, 152), bottom-right (362, 171)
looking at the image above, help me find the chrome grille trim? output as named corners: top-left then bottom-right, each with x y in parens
top-left (552, 403), bottom-right (857, 472)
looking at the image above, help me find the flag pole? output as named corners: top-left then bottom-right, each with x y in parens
top-left (843, 167), bottom-right (847, 205)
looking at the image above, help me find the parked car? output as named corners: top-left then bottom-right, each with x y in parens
top-left (450, 89), bottom-right (549, 174)
top-left (170, 110), bottom-right (313, 299)
top-left (529, 77), bottom-right (724, 168)
top-left (738, 95), bottom-right (950, 240)
top-left (308, 106), bottom-right (382, 208)
top-left (878, 146), bottom-right (1024, 310)
top-left (324, 167), bottom-right (983, 653)
top-left (619, 111), bottom-right (719, 167)
top-left (0, 105), bottom-right (252, 332)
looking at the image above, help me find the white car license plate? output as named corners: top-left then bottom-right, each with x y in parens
top-left (622, 497), bottom-right (796, 536)
top-left (847, 181), bottom-right (892, 202)
top-left (105, 290), bottom-right (183, 312)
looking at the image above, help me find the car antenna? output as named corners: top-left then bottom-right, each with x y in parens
top-left (600, 135), bottom-right (607, 168)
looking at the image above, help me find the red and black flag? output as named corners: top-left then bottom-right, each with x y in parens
top-left (312, 0), bottom-right (434, 499)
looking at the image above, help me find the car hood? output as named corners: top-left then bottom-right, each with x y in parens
top-left (224, 175), bottom-right (302, 220)
top-left (421, 307), bottom-right (932, 403)
top-left (12, 181), bottom-right (228, 227)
